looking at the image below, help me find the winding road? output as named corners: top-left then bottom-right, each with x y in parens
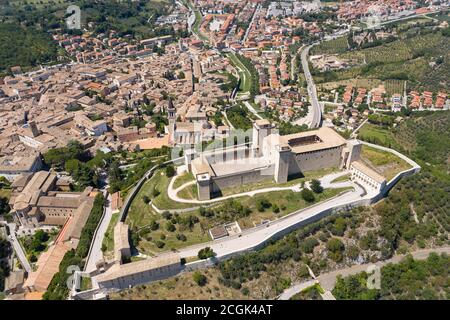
top-left (279, 246), bottom-right (450, 300)
top-left (300, 45), bottom-right (322, 128)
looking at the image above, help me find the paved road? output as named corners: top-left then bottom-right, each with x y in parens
top-left (300, 45), bottom-right (321, 128)
top-left (318, 246), bottom-right (450, 291)
top-left (278, 246), bottom-right (450, 300)
top-left (242, 4), bottom-right (260, 44)
top-left (7, 223), bottom-right (32, 273)
top-left (278, 280), bottom-right (318, 300)
top-left (243, 101), bottom-right (263, 120)
top-left (84, 193), bottom-right (113, 273)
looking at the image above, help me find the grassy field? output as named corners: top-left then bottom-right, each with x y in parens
top-left (215, 167), bottom-right (340, 197)
top-left (235, 187), bottom-right (350, 229)
top-left (111, 268), bottom-right (247, 300)
top-left (127, 166), bottom-right (350, 254)
top-left (185, 0), bottom-right (209, 42)
top-left (227, 52), bottom-right (252, 93)
top-left (357, 123), bottom-right (397, 147)
top-left (317, 78), bottom-right (382, 91)
top-left (290, 283), bottom-right (324, 300)
top-left (330, 173), bottom-right (351, 183)
top-left (136, 220), bottom-right (210, 255)
top-left (360, 145), bottom-right (411, 180)
top-left (384, 79), bottom-right (405, 96)
top-left (177, 183), bottom-right (198, 200)
top-left (80, 276), bottom-right (92, 292)
top-left (101, 212), bottom-right (120, 260)
top-left (173, 172), bottom-right (195, 189)
top-left (311, 37), bottom-right (349, 55)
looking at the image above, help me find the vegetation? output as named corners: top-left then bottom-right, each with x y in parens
top-left (43, 140), bottom-right (106, 189)
top-left (360, 145), bottom-right (411, 181)
top-left (233, 54), bottom-right (260, 98)
top-left (291, 284), bottom-right (324, 300)
top-left (108, 147), bottom-right (170, 193)
top-left (20, 229), bottom-right (56, 262)
top-left (0, 22), bottom-right (58, 75)
top-left (192, 271), bottom-right (208, 286)
top-left (0, 238), bottom-right (12, 292)
top-left (311, 37), bottom-right (349, 55)
top-left (225, 105), bottom-right (253, 130)
top-left (301, 188), bottom-right (315, 203)
top-left (198, 247), bottom-right (216, 260)
top-left (333, 253), bottom-right (449, 300)
top-left (310, 179), bottom-right (323, 194)
top-left (315, 27), bottom-right (450, 92)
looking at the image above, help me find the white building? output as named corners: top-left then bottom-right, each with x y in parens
top-left (350, 161), bottom-right (387, 193)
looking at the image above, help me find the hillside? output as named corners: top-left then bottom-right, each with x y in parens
top-left (0, 23), bottom-right (59, 74)
top-left (313, 27), bottom-right (450, 92)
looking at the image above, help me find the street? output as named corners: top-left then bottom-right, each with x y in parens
top-left (300, 45), bottom-right (322, 128)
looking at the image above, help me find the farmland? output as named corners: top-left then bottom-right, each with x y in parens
top-left (311, 37), bottom-right (349, 55)
top-left (314, 29), bottom-right (450, 92)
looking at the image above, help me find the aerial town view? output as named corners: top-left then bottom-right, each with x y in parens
top-left (0, 0), bottom-right (449, 309)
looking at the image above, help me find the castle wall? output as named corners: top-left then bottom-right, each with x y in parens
top-left (197, 178), bottom-right (211, 201)
top-left (210, 166), bottom-right (274, 194)
top-left (288, 146), bottom-right (344, 176)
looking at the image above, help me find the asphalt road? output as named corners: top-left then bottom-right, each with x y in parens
top-left (300, 45), bottom-right (322, 128)
top-left (84, 192), bottom-right (113, 273)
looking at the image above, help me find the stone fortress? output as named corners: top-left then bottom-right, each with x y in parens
top-left (183, 119), bottom-right (383, 200)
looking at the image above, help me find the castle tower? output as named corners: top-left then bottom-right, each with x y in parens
top-left (252, 119), bottom-right (275, 157)
top-left (274, 144), bottom-right (291, 183)
top-left (28, 121), bottom-right (40, 138)
top-left (167, 98), bottom-right (176, 143)
top-left (344, 139), bottom-right (362, 169)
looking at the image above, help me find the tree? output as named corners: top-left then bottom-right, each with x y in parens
top-left (241, 287), bottom-right (250, 296)
top-left (149, 220), bottom-right (159, 231)
top-left (327, 238), bottom-right (344, 252)
top-left (327, 238), bottom-right (345, 262)
top-left (301, 188), bottom-right (315, 202)
top-left (165, 221), bottom-right (176, 232)
top-left (162, 211), bottom-right (172, 220)
top-left (198, 247), bottom-right (216, 260)
top-left (272, 204), bottom-right (280, 213)
top-left (310, 179), bottom-right (323, 193)
top-left (155, 241), bottom-right (165, 248)
top-left (193, 271), bottom-right (207, 286)
top-left (300, 237), bottom-right (319, 254)
top-left (331, 217), bottom-right (347, 236)
top-left (165, 164), bottom-right (175, 178)
top-left (256, 198), bottom-right (271, 212)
